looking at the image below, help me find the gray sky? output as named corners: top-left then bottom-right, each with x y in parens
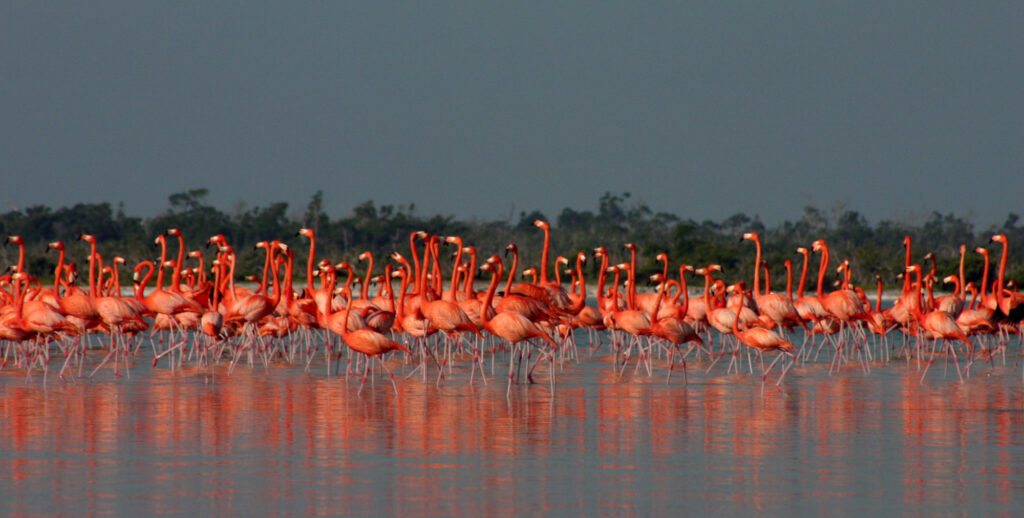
top-left (3, 2), bottom-right (1023, 227)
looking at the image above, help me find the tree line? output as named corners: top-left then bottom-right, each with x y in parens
top-left (2, 188), bottom-right (1022, 290)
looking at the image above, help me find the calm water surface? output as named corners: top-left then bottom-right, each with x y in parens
top-left (2, 331), bottom-right (1024, 516)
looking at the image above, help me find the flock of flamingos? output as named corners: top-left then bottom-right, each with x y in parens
top-left (2, 220), bottom-right (1024, 396)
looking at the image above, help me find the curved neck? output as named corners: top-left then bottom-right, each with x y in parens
top-left (595, 254), bottom-right (609, 309)
top-left (903, 237), bottom-right (912, 292)
top-left (505, 246), bottom-right (519, 295)
top-left (409, 233), bottom-right (422, 292)
top-left (702, 272), bottom-right (713, 309)
top-left (135, 262), bottom-right (155, 299)
top-left (306, 233), bottom-right (316, 293)
top-left (958, 246), bottom-right (966, 290)
top-left (195, 253), bottom-right (206, 286)
top-left (677, 267), bottom-right (690, 318)
top-left (481, 262), bottom-right (503, 327)
top-left (12, 240), bottom-right (25, 274)
top-left (569, 254), bottom-right (586, 313)
top-left (909, 270), bottom-right (925, 319)
top-left (87, 241), bottom-right (98, 296)
top-left (361, 252), bottom-right (374, 300)
top-left (53, 248), bottom-right (65, 293)
top-left (155, 236), bottom-right (168, 291)
top-left (730, 290), bottom-right (742, 334)
top-left (170, 234), bottom-right (185, 292)
top-left (258, 245), bottom-right (273, 295)
top-left (267, 251), bottom-right (283, 308)
top-left (797, 251), bottom-right (809, 299)
top-left (815, 244), bottom-right (829, 298)
top-left (784, 262), bottom-right (793, 302)
top-left (996, 240), bottom-right (1008, 302)
top-left (463, 250), bottom-right (477, 298)
top-left (395, 269), bottom-right (410, 322)
top-left (539, 226), bottom-right (551, 284)
top-left (627, 247), bottom-right (638, 309)
top-left (227, 253), bottom-right (237, 301)
top-left (447, 240), bottom-right (463, 299)
top-left (281, 252), bottom-right (295, 304)
top-left (875, 278), bottom-right (883, 313)
top-left (751, 238), bottom-right (762, 297)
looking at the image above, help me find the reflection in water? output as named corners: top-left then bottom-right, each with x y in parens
top-left (2, 337), bottom-right (1024, 515)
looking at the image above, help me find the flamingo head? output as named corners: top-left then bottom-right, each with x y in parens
top-left (942, 275), bottom-right (957, 285)
top-left (48, 241), bottom-right (64, 251)
top-left (533, 220), bottom-right (549, 230)
top-left (991, 234), bottom-right (1008, 244)
top-left (358, 251), bottom-right (371, 261)
top-left (796, 247), bottom-right (808, 255)
top-left (811, 240), bottom-right (825, 252)
top-left (656, 252), bottom-right (668, 263)
top-left (166, 228), bottom-right (181, 237)
top-left (298, 228), bottom-right (314, 238)
top-left (6, 235), bottom-right (23, 245)
top-left (741, 232), bottom-right (759, 243)
top-left (80, 234), bottom-right (96, 244)
top-left (709, 264), bottom-right (722, 273)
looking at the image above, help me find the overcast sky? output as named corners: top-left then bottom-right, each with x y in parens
top-left (3, 2), bottom-right (1022, 227)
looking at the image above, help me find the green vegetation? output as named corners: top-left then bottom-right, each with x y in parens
top-left (2, 189), bottom-right (1021, 289)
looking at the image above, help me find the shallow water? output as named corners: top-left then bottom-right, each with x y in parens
top-left (2, 331), bottom-right (1024, 516)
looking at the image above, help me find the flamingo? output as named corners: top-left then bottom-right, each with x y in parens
top-left (647, 258), bottom-right (703, 382)
top-left (906, 264), bottom-right (973, 382)
top-left (479, 257), bottom-right (560, 394)
top-left (990, 234), bottom-right (1024, 320)
top-left (323, 275), bottom-right (408, 395)
top-left (743, 232), bottom-right (808, 333)
top-left (728, 281), bottom-right (797, 394)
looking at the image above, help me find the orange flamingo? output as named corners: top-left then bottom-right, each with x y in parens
top-left (728, 281), bottom-right (797, 393)
top-left (479, 257), bottom-right (559, 393)
top-left (324, 277), bottom-right (408, 395)
top-left (743, 232), bottom-right (808, 333)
